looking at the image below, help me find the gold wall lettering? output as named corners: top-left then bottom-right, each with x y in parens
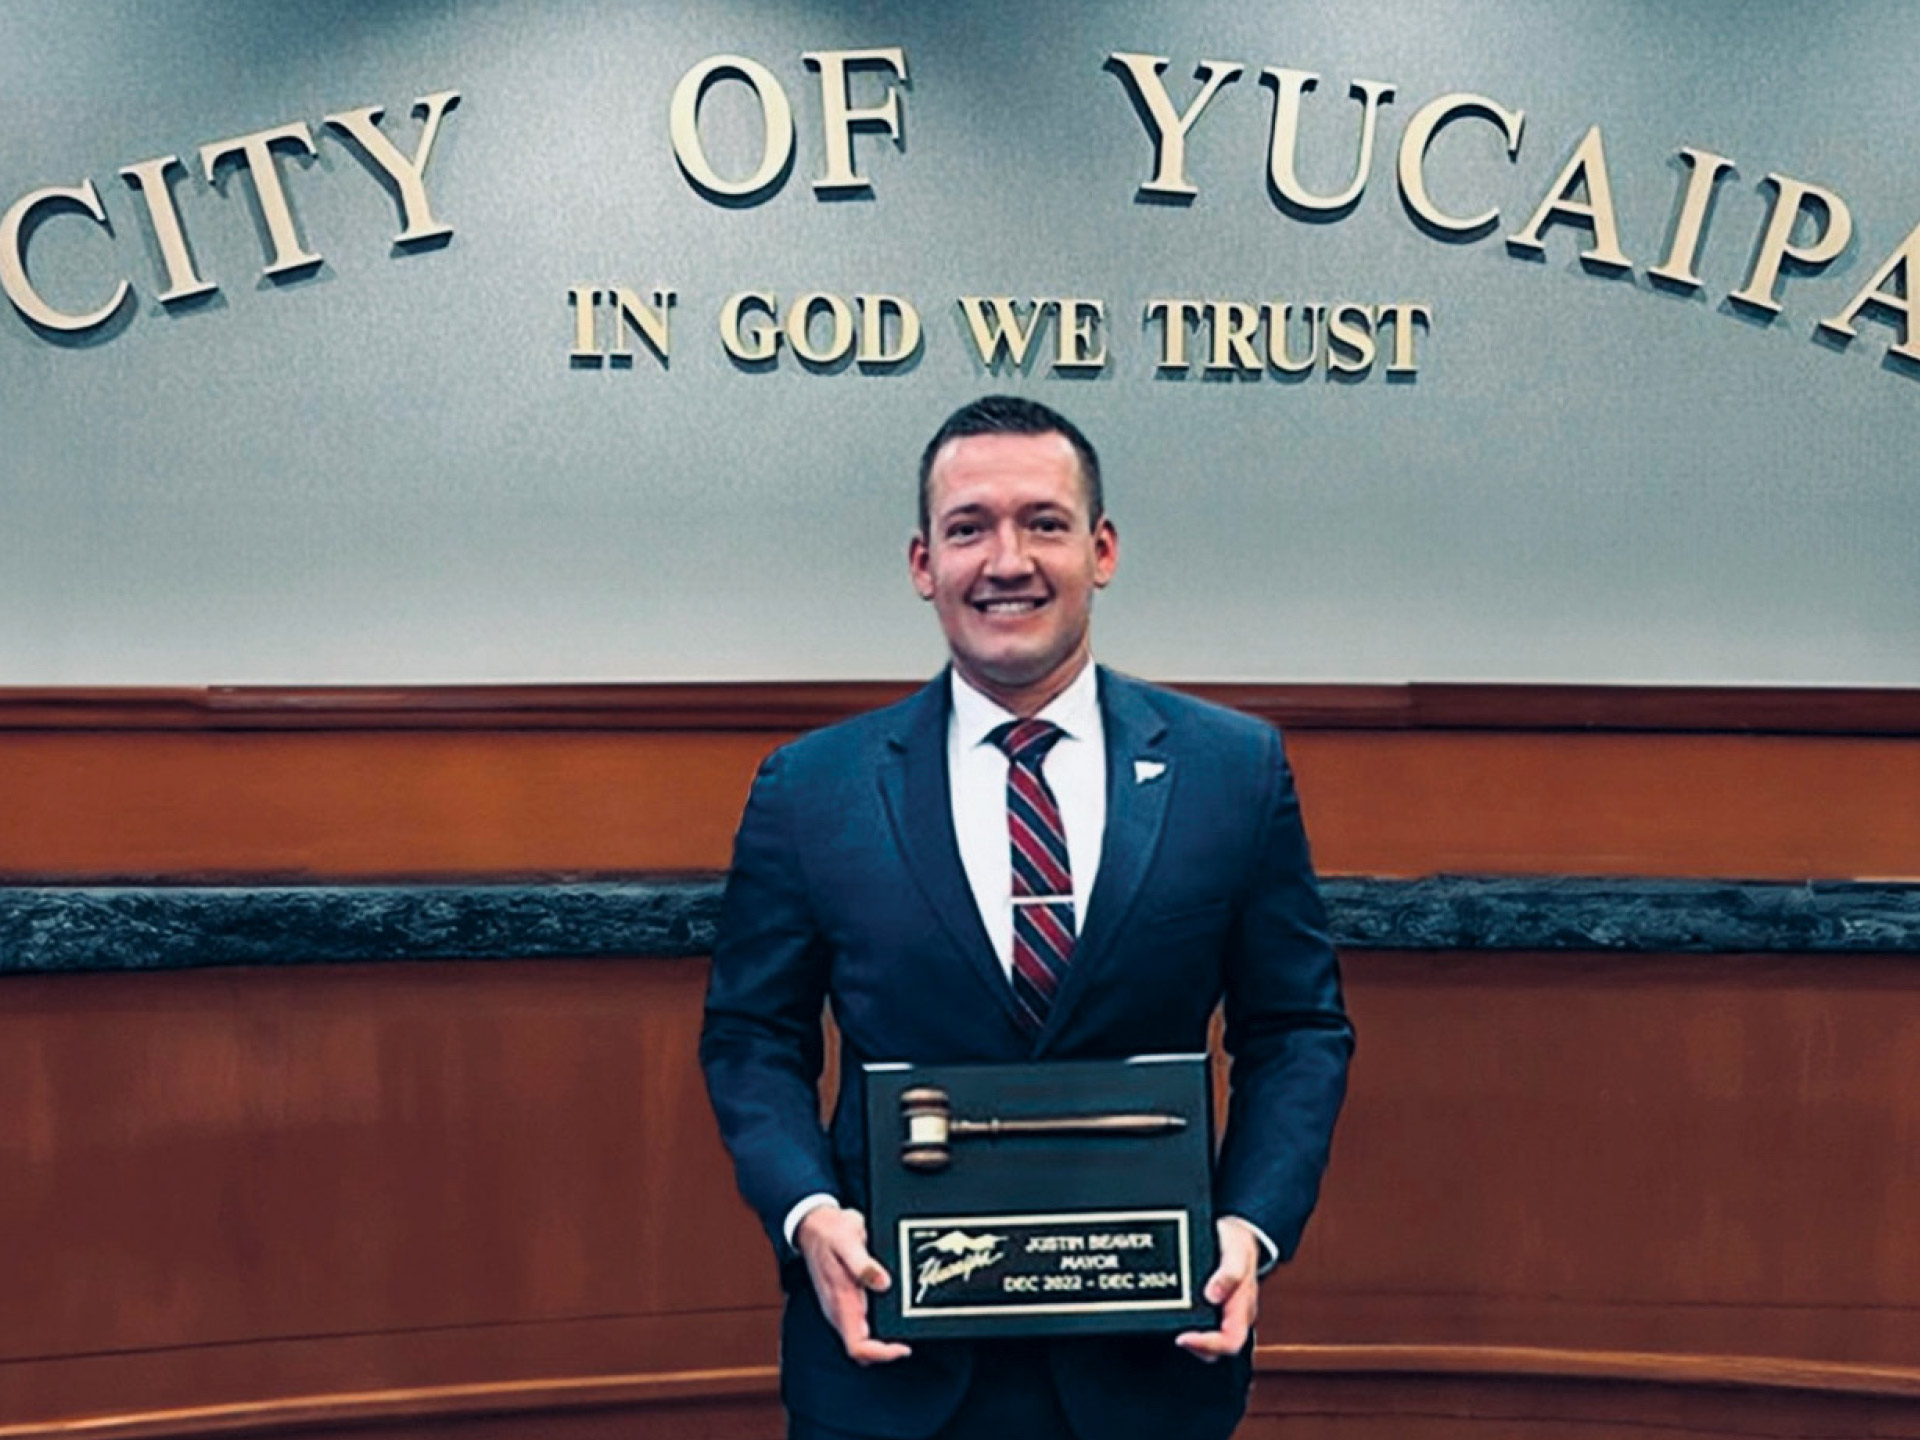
top-left (668, 55), bottom-right (795, 201)
top-left (786, 292), bottom-right (856, 364)
top-left (198, 122), bottom-right (324, 275)
top-left (1105, 54), bottom-right (1244, 198)
top-left (719, 290), bottom-right (780, 362)
top-left (568, 289), bottom-right (1420, 376)
top-left (669, 48), bottom-right (909, 203)
top-left (610, 288), bottom-right (676, 362)
top-left (1262, 69), bottom-right (1394, 215)
top-left (804, 48), bottom-right (910, 195)
top-left (706, 290), bottom-right (923, 367)
top-left (859, 294), bottom-right (923, 365)
top-left (1, 90), bottom-right (457, 333)
top-left (1818, 218), bottom-right (1920, 362)
top-left (9, 43), bottom-right (1920, 374)
top-left (1378, 301), bottom-right (1433, 374)
top-left (117, 156), bottom-right (215, 303)
top-left (1505, 125), bottom-right (1630, 271)
top-left (323, 93), bottom-right (461, 245)
top-left (1395, 92), bottom-right (1527, 238)
top-left (1146, 298), bottom-right (1429, 377)
top-left (1052, 299), bottom-right (1108, 369)
top-left (1647, 148), bottom-right (1738, 290)
top-left (956, 297), bottom-right (1111, 372)
top-left (1729, 175), bottom-right (1853, 315)
top-left (0, 180), bottom-right (132, 331)
top-left (1102, 50), bottom-right (1915, 369)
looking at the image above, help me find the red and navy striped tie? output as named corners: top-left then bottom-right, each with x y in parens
top-left (991, 718), bottom-right (1074, 1032)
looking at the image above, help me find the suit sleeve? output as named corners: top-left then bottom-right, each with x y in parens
top-left (1214, 724), bottom-right (1354, 1262)
top-left (699, 747), bottom-right (842, 1258)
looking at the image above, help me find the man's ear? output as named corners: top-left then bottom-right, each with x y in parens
top-left (907, 532), bottom-right (935, 600)
top-left (1092, 517), bottom-right (1119, 589)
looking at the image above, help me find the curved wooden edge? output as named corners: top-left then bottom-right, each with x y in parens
top-left (1, 682), bottom-right (1917, 735)
top-left (7, 1346), bottom-right (1918, 1439)
top-left (1255, 1344), bottom-right (1920, 1400)
top-left (0, 1366), bottom-right (780, 1440)
top-left (0, 684), bottom-right (915, 734)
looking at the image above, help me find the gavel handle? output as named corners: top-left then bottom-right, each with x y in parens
top-left (947, 1113), bottom-right (1186, 1138)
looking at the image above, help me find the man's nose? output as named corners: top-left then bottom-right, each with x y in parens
top-left (984, 523), bottom-right (1035, 577)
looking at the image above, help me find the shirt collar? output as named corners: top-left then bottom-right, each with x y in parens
top-left (950, 659), bottom-right (1100, 751)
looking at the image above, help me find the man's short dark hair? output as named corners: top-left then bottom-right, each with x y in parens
top-left (917, 394), bottom-right (1104, 534)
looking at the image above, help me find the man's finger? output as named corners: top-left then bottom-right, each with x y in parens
top-left (1175, 1289), bottom-right (1249, 1361)
top-left (1177, 1244), bottom-right (1259, 1360)
top-left (809, 1209), bottom-right (893, 1293)
top-left (1205, 1217), bottom-right (1260, 1303)
top-left (1204, 1255), bottom-right (1251, 1305)
top-left (825, 1280), bottom-right (912, 1364)
top-left (1173, 1327), bottom-right (1234, 1360)
top-left (831, 1237), bottom-right (891, 1293)
top-left (846, 1336), bottom-right (914, 1365)
top-left (1221, 1273), bottom-right (1257, 1341)
top-left (1173, 1305), bottom-right (1248, 1361)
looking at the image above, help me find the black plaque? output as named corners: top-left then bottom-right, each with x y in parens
top-left (864, 1055), bottom-right (1215, 1340)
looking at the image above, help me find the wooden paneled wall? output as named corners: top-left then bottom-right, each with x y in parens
top-left (2, 684), bottom-right (1917, 1440)
top-left (4, 682), bottom-right (1919, 882)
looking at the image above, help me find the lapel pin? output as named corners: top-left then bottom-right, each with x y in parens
top-left (1133, 759), bottom-right (1167, 783)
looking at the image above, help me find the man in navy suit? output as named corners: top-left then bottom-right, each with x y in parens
top-left (701, 396), bottom-right (1352, 1440)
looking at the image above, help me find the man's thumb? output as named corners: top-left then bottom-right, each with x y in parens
top-left (1206, 1259), bottom-right (1246, 1303)
top-left (858, 1254), bottom-right (891, 1291)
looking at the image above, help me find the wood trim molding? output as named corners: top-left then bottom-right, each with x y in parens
top-left (1255, 1344), bottom-right (1920, 1400)
top-left (0, 1366), bottom-right (778, 1440)
top-left (6, 1347), bottom-right (1916, 1440)
top-left (2, 682), bottom-right (1918, 735)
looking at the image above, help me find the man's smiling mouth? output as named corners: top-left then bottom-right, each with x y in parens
top-left (973, 597), bottom-right (1048, 614)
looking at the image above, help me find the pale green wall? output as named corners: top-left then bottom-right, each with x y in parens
top-left (3, 0), bottom-right (1915, 682)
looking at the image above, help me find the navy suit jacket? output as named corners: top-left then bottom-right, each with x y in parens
top-left (700, 668), bottom-right (1351, 1440)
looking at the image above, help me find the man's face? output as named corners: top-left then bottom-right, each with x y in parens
top-left (908, 430), bottom-right (1118, 712)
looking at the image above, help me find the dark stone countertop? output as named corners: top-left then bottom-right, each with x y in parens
top-left (2, 876), bottom-right (1915, 975)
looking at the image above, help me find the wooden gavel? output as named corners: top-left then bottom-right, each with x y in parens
top-left (899, 1085), bottom-right (1187, 1171)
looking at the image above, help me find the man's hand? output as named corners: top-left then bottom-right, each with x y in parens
top-left (795, 1204), bottom-right (913, 1366)
top-left (1174, 1216), bottom-right (1263, 1361)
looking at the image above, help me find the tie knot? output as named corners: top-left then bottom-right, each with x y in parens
top-left (990, 717), bottom-right (1066, 767)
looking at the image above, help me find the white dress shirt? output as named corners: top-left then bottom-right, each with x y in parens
top-left (947, 661), bottom-right (1106, 979)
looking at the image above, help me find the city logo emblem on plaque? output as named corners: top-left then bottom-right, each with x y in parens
top-left (913, 1229), bottom-right (1008, 1302)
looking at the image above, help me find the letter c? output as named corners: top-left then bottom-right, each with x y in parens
top-left (1, 179), bottom-right (132, 332)
top-left (1397, 92), bottom-right (1525, 237)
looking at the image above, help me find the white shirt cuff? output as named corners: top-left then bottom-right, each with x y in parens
top-left (782, 1192), bottom-right (841, 1249)
top-left (1223, 1214), bottom-right (1282, 1273)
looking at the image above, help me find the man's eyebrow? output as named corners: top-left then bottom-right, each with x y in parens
top-left (936, 498), bottom-right (1077, 523)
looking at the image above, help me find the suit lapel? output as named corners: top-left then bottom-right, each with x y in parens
top-left (1039, 667), bottom-right (1172, 1049)
top-left (878, 673), bottom-right (1030, 1032)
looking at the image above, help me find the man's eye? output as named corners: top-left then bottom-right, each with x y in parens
top-left (1031, 516), bottom-right (1068, 533)
top-left (946, 522), bottom-right (980, 541)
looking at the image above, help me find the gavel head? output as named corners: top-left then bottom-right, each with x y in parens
top-left (900, 1085), bottom-right (953, 1171)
